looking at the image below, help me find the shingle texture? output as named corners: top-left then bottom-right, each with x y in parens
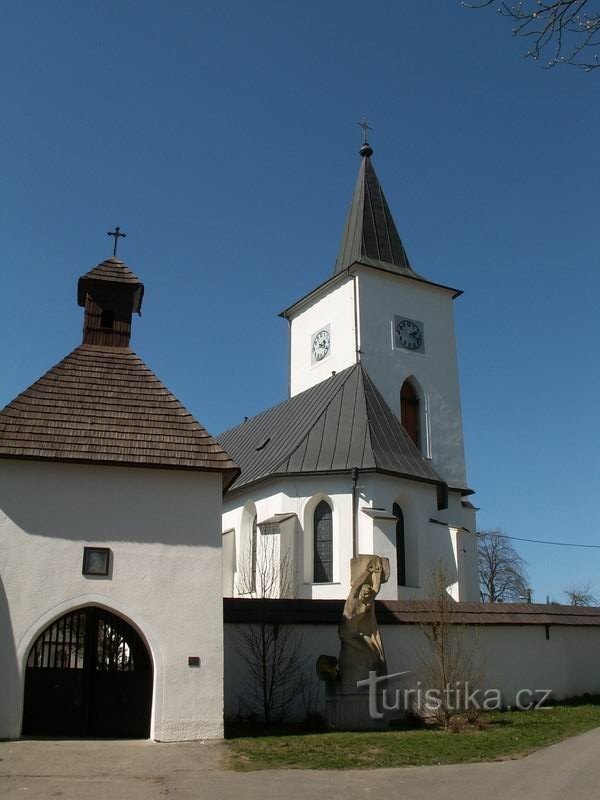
top-left (80, 257), bottom-right (142, 285)
top-left (77, 257), bottom-right (144, 313)
top-left (0, 344), bottom-right (239, 486)
top-left (225, 598), bottom-right (600, 627)
top-left (218, 363), bottom-right (444, 494)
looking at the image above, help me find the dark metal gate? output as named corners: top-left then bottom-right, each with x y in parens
top-left (22, 607), bottom-right (153, 738)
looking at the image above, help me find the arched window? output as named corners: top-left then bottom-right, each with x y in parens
top-left (393, 503), bottom-right (406, 586)
top-left (313, 501), bottom-right (333, 583)
top-left (401, 379), bottom-right (420, 450)
top-left (250, 514), bottom-right (258, 592)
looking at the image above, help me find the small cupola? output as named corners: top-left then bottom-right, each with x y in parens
top-left (77, 256), bottom-right (144, 348)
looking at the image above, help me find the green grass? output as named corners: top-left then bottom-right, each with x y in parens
top-left (227, 704), bottom-right (600, 771)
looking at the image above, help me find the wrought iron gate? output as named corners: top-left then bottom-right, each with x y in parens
top-left (22, 607), bottom-right (152, 738)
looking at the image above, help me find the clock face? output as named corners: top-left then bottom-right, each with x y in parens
top-left (394, 317), bottom-right (424, 351)
top-left (312, 329), bottom-right (331, 362)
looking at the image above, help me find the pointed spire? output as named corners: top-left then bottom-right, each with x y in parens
top-left (334, 142), bottom-right (412, 276)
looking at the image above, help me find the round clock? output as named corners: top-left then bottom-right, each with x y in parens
top-left (312, 329), bottom-right (330, 361)
top-left (395, 319), bottom-right (423, 350)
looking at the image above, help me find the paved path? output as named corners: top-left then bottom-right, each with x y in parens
top-left (1, 727), bottom-right (599, 799)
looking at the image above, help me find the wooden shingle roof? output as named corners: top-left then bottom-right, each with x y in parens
top-left (80, 257), bottom-right (142, 285)
top-left (77, 257), bottom-right (144, 314)
top-left (0, 344), bottom-right (239, 487)
top-left (225, 598), bottom-right (600, 628)
top-left (218, 363), bottom-right (445, 499)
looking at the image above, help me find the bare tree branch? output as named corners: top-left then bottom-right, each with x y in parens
top-left (463, 0), bottom-right (600, 70)
top-left (564, 581), bottom-right (598, 605)
top-left (234, 531), bottom-right (307, 724)
top-left (478, 530), bottom-right (529, 603)
top-left (414, 563), bottom-right (483, 729)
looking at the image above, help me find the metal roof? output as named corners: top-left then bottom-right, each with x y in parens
top-left (280, 147), bottom-right (462, 321)
top-left (218, 363), bottom-right (445, 496)
top-left (334, 147), bottom-right (413, 277)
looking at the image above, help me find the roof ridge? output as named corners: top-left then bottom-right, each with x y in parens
top-left (218, 363), bottom-right (357, 438)
top-left (268, 365), bottom-right (360, 477)
top-left (355, 367), bottom-right (374, 469)
top-left (220, 363), bottom-right (445, 494)
top-left (360, 365), bottom-right (444, 483)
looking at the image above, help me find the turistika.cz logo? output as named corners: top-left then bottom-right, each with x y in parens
top-left (356, 671), bottom-right (552, 720)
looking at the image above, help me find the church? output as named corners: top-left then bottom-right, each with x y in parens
top-left (0, 137), bottom-right (479, 741)
top-left (219, 139), bottom-right (479, 604)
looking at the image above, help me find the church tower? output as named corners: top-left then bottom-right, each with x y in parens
top-left (220, 137), bottom-right (479, 606)
top-left (281, 140), bottom-right (469, 492)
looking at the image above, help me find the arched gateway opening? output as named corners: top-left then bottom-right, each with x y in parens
top-left (22, 606), bottom-right (153, 738)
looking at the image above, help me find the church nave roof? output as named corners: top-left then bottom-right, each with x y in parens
top-left (218, 363), bottom-right (445, 501)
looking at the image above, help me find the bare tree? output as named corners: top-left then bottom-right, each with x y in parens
top-left (478, 530), bottom-right (529, 603)
top-left (234, 530), bottom-right (307, 724)
top-left (564, 581), bottom-right (598, 606)
top-left (414, 563), bottom-right (482, 729)
top-left (464, 1), bottom-right (600, 70)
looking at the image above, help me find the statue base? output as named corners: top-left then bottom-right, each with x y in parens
top-left (324, 682), bottom-right (402, 731)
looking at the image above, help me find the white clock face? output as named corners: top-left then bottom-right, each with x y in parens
top-left (394, 317), bottom-right (424, 352)
top-left (312, 329), bottom-right (330, 362)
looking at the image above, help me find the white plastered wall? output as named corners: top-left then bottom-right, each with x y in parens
top-left (0, 459), bottom-right (224, 741)
top-left (224, 621), bottom-right (600, 720)
top-left (288, 276), bottom-right (357, 397)
top-left (356, 267), bottom-right (467, 489)
top-left (222, 477), bottom-right (356, 600)
top-left (222, 472), bottom-right (479, 603)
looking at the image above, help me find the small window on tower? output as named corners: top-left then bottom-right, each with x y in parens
top-left (401, 379), bottom-right (421, 450)
top-left (100, 309), bottom-right (115, 329)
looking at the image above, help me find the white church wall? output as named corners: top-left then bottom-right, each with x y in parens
top-left (221, 472), bottom-right (481, 603)
top-left (459, 502), bottom-right (480, 601)
top-left (223, 475), bottom-right (381, 601)
top-left (224, 620), bottom-right (600, 721)
top-left (222, 529), bottom-right (236, 597)
top-left (288, 275), bottom-right (357, 397)
top-left (223, 478), bottom-right (353, 600)
top-left (356, 267), bottom-right (468, 490)
top-left (360, 474), bottom-right (479, 602)
top-left (0, 459), bottom-right (224, 742)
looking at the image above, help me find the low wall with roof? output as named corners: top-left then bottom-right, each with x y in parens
top-left (224, 599), bottom-right (600, 721)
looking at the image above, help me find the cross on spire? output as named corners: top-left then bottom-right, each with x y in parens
top-left (107, 226), bottom-right (127, 257)
top-left (357, 118), bottom-right (372, 144)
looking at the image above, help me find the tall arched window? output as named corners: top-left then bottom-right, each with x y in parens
top-left (401, 379), bottom-right (420, 450)
top-left (313, 501), bottom-right (333, 583)
top-left (250, 514), bottom-right (258, 592)
top-left (393, 503), bottom-right (406, 586)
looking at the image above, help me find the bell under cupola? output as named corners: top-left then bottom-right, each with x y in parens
top-left (77, 254), bottom-right (144, 348)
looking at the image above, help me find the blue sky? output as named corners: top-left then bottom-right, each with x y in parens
top-left (1, 1), bottom-right (598, 602)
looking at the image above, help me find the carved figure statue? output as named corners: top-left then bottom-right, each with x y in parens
top-left (316, 555), bottom-right (390, 692)
top-left (338, 555), bottom-right (389, 690)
